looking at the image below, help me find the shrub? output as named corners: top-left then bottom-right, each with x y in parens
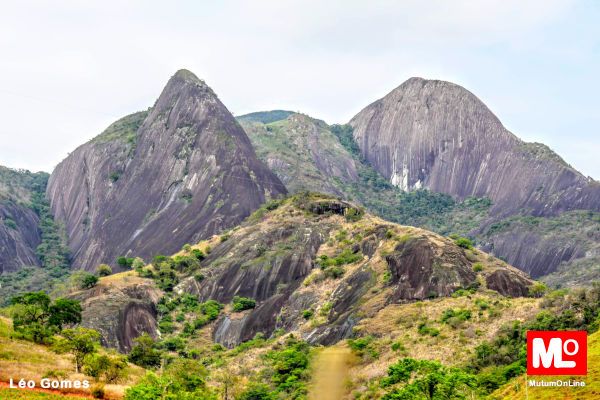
top-left (302, 309), bottom-right (313, 319)
top-left (348, 335), bottom-right (379, 359)
top-left (472, 263), bottom-right (484, 272)
top-left (81, 273), bottom-right (99, 289)
top-left (453, 236), bottom-right (474, 249)
top-left (96, 264), bottom-right (112, 277)
top-left (417, 322), bottom-right (440, 337)
top-left (324, 265), bottom-right (345, 279)
top-left (238, 383), bottom-right (275, 400)
top-left (529, 282), bottom-right (548, 298)
top-left (232, 296), bottom-right (256, 312)
top-left (191, 249), bottom-right (205, 261)
top-left (116, 256), bottom-right (135, 268)
top-left (128, 333), bottom-right (161, 369)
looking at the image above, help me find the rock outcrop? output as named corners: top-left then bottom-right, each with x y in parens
top-left (72, 274), bottom-right (162, 352)
top-left (47, 70), bottom-right (286, 271)
top-left (350, 77), bottom-right (600, 217)
top-left (0, 201), bottom-right (41, 272)
top-left (350, 78), bottom-right (600, 278)
top-left (0, 166), bottom-right (46, 273)
top-left (174, 193), bottom-right (532, 348)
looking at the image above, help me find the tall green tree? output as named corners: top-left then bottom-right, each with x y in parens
top-left (10, 291), bottom-right (81, 343)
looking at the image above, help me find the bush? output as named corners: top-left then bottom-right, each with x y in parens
top-left (191, 249), bottom-right (205, 261)
top-left (302, 309), bottom-right (313, 319)
top-left (453, 236), bottom-right (474, 249)
top-left (128, 333), bottom-right (161, 369)
top-left (232, 296), bottom-right (256, 312)
top-left (324, 266), bottom-right (345, 279)
top-left (81, 273), bottom-right (99, 289)
top-left (472, 263), bottom-right (484, 272)
top-left (238, 383), bottom-right (275, 400)
top-left (417, 322), bottom-right (440, 337)
top-left (116, 256), bottom-right (135, 268)
top-left (440, 308), bottom-right (472, 328)
top-left (96, 264), bottom-right (112, 277)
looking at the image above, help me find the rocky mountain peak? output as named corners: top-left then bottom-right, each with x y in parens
top-left (47, 69), bottom-right (286, 271)
top-left (350, 78), bottom-right (600, 216)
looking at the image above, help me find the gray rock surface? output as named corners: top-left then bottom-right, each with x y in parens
top-left (350, 77), bottom-right (600, 217)
top-left (47, 70), bottom-right (286, 270)
top-left (0, 201), bottom-right (41, 272)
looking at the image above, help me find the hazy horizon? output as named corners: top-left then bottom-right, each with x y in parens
top-left (1, 0), bottom-right (599, 179)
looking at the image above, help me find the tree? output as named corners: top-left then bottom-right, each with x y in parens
top-left (10, 292), bottom-right (82, 343)
top-left (81, 273), bottom-right (99, 289)
top-left (96, 264), bottom-right (112, 277)
top-left (84, 353), bottom-right (128, 383)
top-left (232, 296), bottom-right (256, 312)
top-left (128, 333), bottom-right (161, 369)
top-left (55, 327), bottom-right (101, 373)
top-left (117, 256), bottom-right (135, 268)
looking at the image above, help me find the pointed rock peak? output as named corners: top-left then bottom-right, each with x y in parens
top-left (172, 68), bottom-right (203, 84)
top-left (153, 69), bottom-right (216, 114)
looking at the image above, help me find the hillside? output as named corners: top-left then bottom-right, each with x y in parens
top-left (348, 78), bottom-right (600, 280)
top-left (47, 69), bottom-right (286, 271)
top-left (0, 167), bottom-right (71, 306)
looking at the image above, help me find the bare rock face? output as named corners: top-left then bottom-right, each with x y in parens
top-left (385, 237), bottom-right (476, 300)
top-left (73, 277), bottom-right (162, 352)
top-left (350, 78), bottom-right (600, 217)
top-left (0, 201), bottom-right (41, 272)
top-left (174, 194), bottom-right (532, 348)
top-left (47, 70), bottom-right (286, 270)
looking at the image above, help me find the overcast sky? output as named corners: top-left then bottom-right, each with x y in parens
top-left (1, 0), bottom-right (599, 179)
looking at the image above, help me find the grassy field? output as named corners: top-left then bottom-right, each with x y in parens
top-left (0, 317), bottom-right (144, 399)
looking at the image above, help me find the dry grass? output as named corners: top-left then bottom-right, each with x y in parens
top-left (0, 317), bottom-right (145, 399)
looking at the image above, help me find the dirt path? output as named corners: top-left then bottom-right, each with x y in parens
top-left (308, 346), bottom-right (353, 400)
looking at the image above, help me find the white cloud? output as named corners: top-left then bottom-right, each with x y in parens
top-left (1, 0), bottom-right (597, 180)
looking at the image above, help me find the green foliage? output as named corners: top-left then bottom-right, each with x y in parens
top-left (266, 337), bottom-right (311, 398)
top-left (417, 321), bottom-right (440, 337)
top-left (348, 335), bottom-right (379, 359)
top-left (237, 383), bottom-right (276, 400)
top-left (83, 353), bottom-right (127, 383)
top-left (96, 264), bottom-right (112, 277)
top-left (3, 217), bottom-right (17, 229)
top-left (528, 282), bottom-right (548, 298)
top-left (380, 358), bottom-right (479, 399)
top-left (109, 171), bottom-right (121, 182)
top-left (317, 249), bottom-right (363, 268)
top-left (232, 296), bottom-right (256, 312)
top-left (440, 308), bottom-right (472, 328)
top-left (191, 248), bottom-right (205, 261)
top-left (125, 359), bottom-right (217, 400)
top-left (237, 110), bottom-right (294, 124)
top-left (468, 283), bottom-right (600, 392)
top-left (79, 272), bottom-right (99, 289)
top-left (117, 256), bottom-right (135, 268)
top-left (302, 309), bottom-right (313, 319)
top-left (128, 333), bottom-right (162, 369)
top-left (10, 292), bottom-right (81, 343)
top-left (472, 263), bottom-right (484, 272)
top-left (452, 235), bottom-right (474, 249)
top-left (54, 327), bottom-right (101, 373)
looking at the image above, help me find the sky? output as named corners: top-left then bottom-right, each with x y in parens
top-left (0, 0), bottom-right (599, 179)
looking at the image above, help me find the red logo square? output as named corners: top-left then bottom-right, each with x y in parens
top-left (527, 331), bottom-right (587, 375)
